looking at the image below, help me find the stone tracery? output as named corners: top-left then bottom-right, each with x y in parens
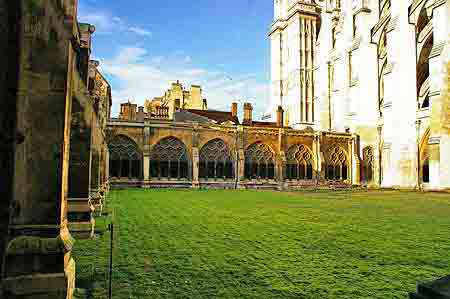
top-left (109, 135), bottom-right (143, 179)
top-left (149, 137), bottom-right (189, 179)
top-left (199, 138), bottom-right (234, 180)
top-left (245, 143), bottom-right (276, 180)
top-left (286, 144), bottom-right (314, 180)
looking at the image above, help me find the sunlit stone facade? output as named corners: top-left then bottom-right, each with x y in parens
top-left (266, 0), bottom-right (450, 190)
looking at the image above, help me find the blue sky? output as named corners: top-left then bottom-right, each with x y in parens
top-left (78, 0), bottom-right (273, 118)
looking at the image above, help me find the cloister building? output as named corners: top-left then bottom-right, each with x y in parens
top-left (108, 98), bottom-right (358, 189)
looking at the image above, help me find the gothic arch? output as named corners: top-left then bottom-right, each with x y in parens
top-left (419, 128), bottom-right (431, 183)
top-left (324, 146), bottom-right (349, 181)
top-left (108, 135), bottom-right (143, 179)
top-left (416, 7), bottom-right (434, 109)
top-left (379, 61), bottom-right (387, 117)
top-left (244, 142), bottom-right (276, 180)
top-left (199, 138), bottom-right (234, 180)
top-left (149, 136), bottom-right (190, 180)
top-left (285, 144), bottom-right (314, 180)
top-left (362, 146), bottom-right (375, 183)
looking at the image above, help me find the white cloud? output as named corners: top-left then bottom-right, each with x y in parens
top-left (98, 46), bottom-right (269, 119)
top-left (128, 26), bottom-right (153, 38)
top-left (78, 8), bottom-right (152, 38)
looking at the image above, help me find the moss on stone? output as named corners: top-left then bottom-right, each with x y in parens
top-left (6, 235), bottom-right (69, 256)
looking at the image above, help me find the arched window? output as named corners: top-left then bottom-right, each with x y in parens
top-left (108, 135), bottom-right (142, 179)
top-left (417, 35), bottom-right (433, 107)
top-left (422, 159), bottom-right (430, 183)
top-left (417, 7), bottom-right (431, 36)
top-left (379, 0), bottom-right (390, 17)
top-left (150, 137), bottom-right (189, 180)
top-left (379, 61), bottom-right (387, 117)
top-left (199, 139), bottom-right (234, 180)
top-left (325, 147), bottom-right (349, 181)
top-left (245, 143), bottom-right (275, 180)
top-left (286, 144), bottom-right (314, 180)
top-left (362, 146), bottom-right (374, 183)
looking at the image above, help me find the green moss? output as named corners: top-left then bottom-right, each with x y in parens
top-left (6, 235), bottom-right (66, 255)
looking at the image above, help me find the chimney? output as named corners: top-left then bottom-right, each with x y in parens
top-left (276, 106), bottom-right (284, 128)
top-left (231, 102), bottom-right (238, 118)
top-left (137, 106), bottom-right (146, 122)
top-left (243, 103), bottom-right (253, 125)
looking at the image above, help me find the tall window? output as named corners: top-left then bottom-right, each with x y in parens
top-left (379, 0), bottom-right (391, 17)
top-left (422, 159), bottom-right (430, 183)
top-left (324, 147), bottom-right (349, 181)
top-left (199, 139), bottom-right (234, 180)
top-left (286, 144), bottom-right (314, 180)
top-left (245, 143), bottom-right (275, 180)
top-left (150, 137), bottom-right (189, 180)
top-left (416, 7), bottom-right (433, 110)
top-left (331, 26), bottom-right (337, 49)
top-left (108, 135), bottom-right (142, 179)
top-left (362, 146), bottom-right (374, 183)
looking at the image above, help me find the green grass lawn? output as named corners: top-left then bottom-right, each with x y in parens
top-left (73, 189), bottom-right (450, 299)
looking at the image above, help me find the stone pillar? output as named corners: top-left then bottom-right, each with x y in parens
top-left (2, 1), bottom-right (77, 297)
top-left (67, 99), bottom-right (95, 238)
top-left (313, 134), bottom-right (322, 180)
top-left (352, 135), bottom-right (361, 186)
top-left (192, 147), bottom-right (200, 188)
top-left (143, 155), bottom-right (150, 181)
top-left (238, 149), bottom-right (245, 184)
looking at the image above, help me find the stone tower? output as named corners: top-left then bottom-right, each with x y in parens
top-left (268, 0), bottom-right (321, 129)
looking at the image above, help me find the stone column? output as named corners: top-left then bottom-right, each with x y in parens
top-left (2, 2), bottom-right (77, 297)
top-left (192, 147), bottom-right (200, 188)
top-left (238, 149), bottom-right (245, 184)
top-left (352, 135), bottom-right (361, 186)
top-left (313, 134), bottom-right (322, 180)
top-left (143, 155), bottom-right (150, 181)
top-left (67, 99), bottom-right (95, 238)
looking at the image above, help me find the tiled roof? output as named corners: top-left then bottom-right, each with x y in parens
top-left (187, 109), bottom-right (239, 124)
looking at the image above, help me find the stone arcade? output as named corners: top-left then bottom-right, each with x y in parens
top-left (0, 1), bottom-right (110, 298)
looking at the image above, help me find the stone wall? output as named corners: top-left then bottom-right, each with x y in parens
top-left (0, 0), bottom-right (18, 276)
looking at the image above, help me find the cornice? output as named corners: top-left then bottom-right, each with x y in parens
top-left (269, 2), bottom-right (320, 36)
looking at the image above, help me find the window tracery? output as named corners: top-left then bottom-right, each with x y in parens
top-left (150, 137), bottom-right (189, 179)
top-left (245, 143), bottom-right (275, 180)
top-left (286, 144), bottom-right (314, 180)
top-left (324, 147), bottom-right (349, 181)
top-left (199, 139), bottom-right (234, 180)
top-left (108, 135), bottom-right (142, 179)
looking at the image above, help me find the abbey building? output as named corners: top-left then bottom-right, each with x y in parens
top-left (265, 0), bottom-right (450, 190)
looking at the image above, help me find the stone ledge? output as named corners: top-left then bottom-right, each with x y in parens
top-left (3, 273), bottom-right (68, 296)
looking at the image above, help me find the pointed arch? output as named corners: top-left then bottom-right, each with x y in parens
top-left (286, 144), bottom-right (314, 180)
top-left (245, 142), bottom-right (275, 180)
top-left (362, 146), bottom-right (375, 183)
top-left (324, 146), bottom-right (349, 181)
top-left (150, 136), bottom-right (190, 180)
top-left (199, 138), bottom-right (234, 180)
top-left (419, 128), bottom-right (431, 183)
top-left (108, 135), bottom-right (143, 179)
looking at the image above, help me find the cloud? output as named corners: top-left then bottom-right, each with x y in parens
top-left (98, 46), bottom-right (269, 119)
top-left (78, 7), bottom-right (152, 38)
top-left (128, 26), bottom-right (153, 38)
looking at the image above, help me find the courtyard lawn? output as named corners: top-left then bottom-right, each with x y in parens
top-left (73, 190), bottom-right (450, 299)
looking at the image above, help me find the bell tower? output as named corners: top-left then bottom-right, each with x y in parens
top-left (268, 0), bottom-right (321, 129)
